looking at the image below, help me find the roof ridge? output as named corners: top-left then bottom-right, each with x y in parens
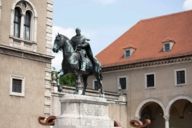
top-left (140, 10), bottom-right (192, 23)
top-left (96, 21), bottom-right (141, 57)
top-left (97, 10), bottom-right (192, 67)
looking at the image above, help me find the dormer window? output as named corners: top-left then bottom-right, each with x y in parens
top-left (125, 49), bottom-right (131, 57)
top-left (163, 40), bottom-right (174, 52)
top-left (124, 47), bottom-right (135, 58)
top-left (164, 43), bottom-right (171, 51)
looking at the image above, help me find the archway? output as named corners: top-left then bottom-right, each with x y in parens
top-left (140, 102), bottom-right (165, 128)
top-left (169, 99), bottom-right (192, 128)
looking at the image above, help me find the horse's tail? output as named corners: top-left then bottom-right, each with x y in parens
top-left (100, 72), bottom-right (103, 80)
top-left (99, 67), bottom-right (103, 80)
top-left (95, 60), bottom-right (103, 80)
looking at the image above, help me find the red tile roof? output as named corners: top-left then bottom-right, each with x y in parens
top-left (96, 10), bottom-right (192, 68)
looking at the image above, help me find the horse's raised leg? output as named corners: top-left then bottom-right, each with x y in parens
top-left (82, 75), bottom-right (88, 95)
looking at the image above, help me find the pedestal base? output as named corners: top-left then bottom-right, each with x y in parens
top-left (55, 94), bottom-right (113, 128)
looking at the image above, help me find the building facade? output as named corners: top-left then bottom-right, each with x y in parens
top-left (0, 0), bottom-right (53, 127)
top-left (88, 10), bottom-right (192, 128)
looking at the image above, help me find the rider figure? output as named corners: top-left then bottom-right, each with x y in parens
top-left (71, 28), bottom-right (96, 71)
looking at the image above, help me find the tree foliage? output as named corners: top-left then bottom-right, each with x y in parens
top-left (59, 73), bottom-right (76, 87)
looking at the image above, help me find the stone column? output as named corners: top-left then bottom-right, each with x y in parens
top-left (20, 13), bottom-right (25, 39)
top-left (164, 115), bottom-right (169, 128)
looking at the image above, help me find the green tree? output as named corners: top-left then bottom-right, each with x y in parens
top-left (59, 73), bottom-right (76, 87)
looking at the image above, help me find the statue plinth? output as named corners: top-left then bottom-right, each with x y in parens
top-left (55, 94), bottom-right (113, 128)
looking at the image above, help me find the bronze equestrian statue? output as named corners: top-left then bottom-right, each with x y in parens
top-left (52, 28), bottom-right (103, 95)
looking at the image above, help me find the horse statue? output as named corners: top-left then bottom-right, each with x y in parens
top-left (52, 33), bottom-right (103, 95)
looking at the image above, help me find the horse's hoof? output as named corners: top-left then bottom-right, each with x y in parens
top-left (99, 93), bottom-right (105, 98)
top-left (74, 91), bottom-right (78, 94)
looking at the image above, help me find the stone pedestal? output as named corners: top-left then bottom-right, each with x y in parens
top-left (55, 94), bottom-right (113, 128)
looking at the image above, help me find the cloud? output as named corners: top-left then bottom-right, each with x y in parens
top-left (183, 0), bottom-right (192, 10)
top-left (52, 26), bottom-right (75, 39)
top-left (93, 0), bottom-right (118, 5)
top-left (52, 26), bottom-right (75, 70)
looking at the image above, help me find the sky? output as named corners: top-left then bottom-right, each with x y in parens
top-left (52, 0), bottom-right (192, 70)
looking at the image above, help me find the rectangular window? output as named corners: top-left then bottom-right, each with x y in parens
top-left (118, 77), bottom-right (127, 90)
top-left (12, 78), bottom-right (22, 93)
top-left (175, 69), bottom-right (186, 85)
top-left (146, 73), bottom-right (155, 88)
top-left (10, 76), bottom-right (25, 96)
top-left (125, 50), bottom-right (131, 57)
top-left (164, 43), bottom-right (170, 51)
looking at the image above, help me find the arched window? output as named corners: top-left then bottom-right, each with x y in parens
top-left (14, 7), bottom-right (21, 38)
top-left (24, 11), bottom-right (31, 40)
top-left (11, 1), bottom-right (37, 42)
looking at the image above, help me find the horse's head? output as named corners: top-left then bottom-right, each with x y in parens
top-left (52, 34), bottom-right (69, 53)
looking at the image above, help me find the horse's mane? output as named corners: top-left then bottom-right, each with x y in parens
top-left (59, 34), bottom-right (69, 41)
top-left (58, 34), bottom-right (74, 52)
